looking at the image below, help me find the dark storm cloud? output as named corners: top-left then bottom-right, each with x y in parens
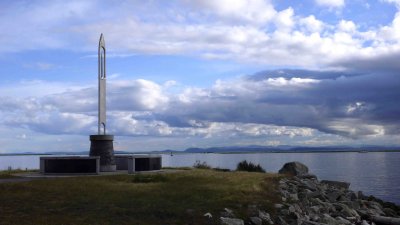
top-left (1, 69), bottom-right (398, 139)
top-left (330, 51), bottom-right (400, 74)
top-left (156, 69), bottom-right (400, 138)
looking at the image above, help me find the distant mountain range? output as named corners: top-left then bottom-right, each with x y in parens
top-left (161, 145), bottom-right (400, 153)
top-left (1, 145), bottom-right (400, 156)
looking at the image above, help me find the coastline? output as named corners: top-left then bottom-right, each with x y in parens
top-left (2, 149), bottom-right (400, 156)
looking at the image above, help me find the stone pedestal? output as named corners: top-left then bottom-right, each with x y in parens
top-left (89, 135), bottom-right (116, 172)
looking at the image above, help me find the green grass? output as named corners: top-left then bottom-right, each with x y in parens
top-left (0, 169), bottom-right (37, 179)
top-left (0, 169), bottom-right (282, 225)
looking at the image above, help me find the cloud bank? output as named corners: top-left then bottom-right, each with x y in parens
top-left (1, 69), bottom-right (399, 149)
top-left (1, 0), bottom-right (400, 151)
top-left (1, 0), bottom-right (400, 70)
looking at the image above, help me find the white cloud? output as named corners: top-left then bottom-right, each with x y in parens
top-left (186, 0), bottom-right (276, 25)
top-left (383, 0), bottom-right (400, 8)
top-left (265, 77), bottom-right (320, 87)
top-left (299, 15), bottom-right (324, 33)
top-left (0, 67), bottom-right (399, 151)
top-left (1, 1), bottom-right (400, 71)
top-left (378, 12), bottom-right (400, 41)
top-left (315, 0), bottom-right (345, 8)
top-left (23, 62), bottom-right (57, 70)
top-left (338, 20), bottom-right (357, 33)
top-left (109, 79), bottom-right (169, 110)
top-left (274, 7), bottom-right (295, 31)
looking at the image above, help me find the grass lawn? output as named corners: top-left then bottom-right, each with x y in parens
top-left (0, 169), bottom-right (36, 179)
top-left (0, 169), bottom-right (282, 225)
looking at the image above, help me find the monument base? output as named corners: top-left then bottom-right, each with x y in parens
top-left (89, 134), bottom-right (116, 172)
top-left (115, 155), bottom-right (162, 173)
top-left (40, 156), bottom-right (100, 174)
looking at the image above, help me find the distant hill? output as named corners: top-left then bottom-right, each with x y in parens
top-left (181, 145), bottom-right (400, 153)
top-left (1, 145), bottom-right (399, 156)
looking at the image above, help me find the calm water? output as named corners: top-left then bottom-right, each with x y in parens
top-left (1, 152), bottom-right (399, 204)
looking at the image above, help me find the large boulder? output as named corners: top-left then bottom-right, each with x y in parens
top-left (321, 180), bottom-right (350, 190)
top-left (220, 217), bottom-right (244, 225)
top-left (279, 162), bottom-right (309, 176)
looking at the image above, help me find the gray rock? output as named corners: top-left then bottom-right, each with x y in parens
top-left (204, 212), bottom-right (212, 218)
top-left (327, 191), bottom-right (342, 202)
top-left (280, 209), bottom-right (290, 216)
top-left (289, 193), bottom-right (299, 201)
top-left (298, 173), bottom-right (318, 180)
top-left (289, 205), bottom-right (296, 213)
top-left (293, 203), bottom-right (303, 213)
top-left (306, 190), bottom-right (326, 200)
top-left (277, 216), bottom-right (289, 225)
top-left (310, 206), bottom-right (320, 214)
top-left (302, 221), bottom-right (326, 225)
top-left (335, 216), bottom-right (352, 225)
top-left (258, 210), bottom-right (274, 225)
top-left (342, 200), bottom-right (361, 210)
top-left (321, 180), bottom-right (350, 190)
top-left (281, 190), bottom-right (290, 198)
top-left (309, 213), bottom-right (320, 222)
top-left (221, 208), bottom-right (236, 218)
top-left (383, 207), bottom-right (398, 217)
top-left (356, 209), bottom-right (369, 218)
top-left (337, 194), bottom-right (350, 202)
top-left (368, 201), bottom-right (383, 212)
top-left (220, 217), bottom-right (244, 225)
top-left (358, 191), bottom-right (366, 199)
top-left (346, 191), bottom-right (358, 201)
top-left (371, 215), bottom-right (400, 225)
top-left (333, 203), bottom-right (359, 218)
top-left (279, 162), bottom-right (309, 176)
top-left (321, 213), bottom-right (340, 225)
top-left (274, 203), bottom-right (284, 209)
top-left (247, 204), bottom-right (258, 216)
top-left (300, 179), bottom-right (318, 191)
top-left (249, 217), bottom-right (262, 225)
top-left (362, 220), bottom-right (370, 225)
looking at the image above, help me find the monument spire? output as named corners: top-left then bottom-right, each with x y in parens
top-left (98, 33), bottom-right (106, 135)
top-left (90, 33), bottom-right (117, 172)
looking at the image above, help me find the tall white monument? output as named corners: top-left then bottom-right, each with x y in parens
top-left (89, 34), bottom-right (116, 172)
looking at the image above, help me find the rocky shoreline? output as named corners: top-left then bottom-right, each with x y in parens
top-left (217, 162), bottom-right (400, 225)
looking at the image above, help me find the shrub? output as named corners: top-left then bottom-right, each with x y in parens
top-left (213, 167), bottom-right (230, 172)
top-left (193, 160), bottom-right (211, 169)
top-left (236, 160), bottom-right (265, 173)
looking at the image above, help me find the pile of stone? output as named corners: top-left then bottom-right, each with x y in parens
top-left (214, 161), bottom-right (400, 225)
top-left (275, 162), bottom-right (400, 225)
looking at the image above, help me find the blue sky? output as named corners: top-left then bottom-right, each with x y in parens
top-left (1, 0), bottom-right (400, 153)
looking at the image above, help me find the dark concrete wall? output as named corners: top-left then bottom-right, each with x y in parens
top-left (43, 158), bottom-right (98, 174)
top-left (135, 157), bottom-right (161, 171)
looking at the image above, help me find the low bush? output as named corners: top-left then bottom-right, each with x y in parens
top-left (213, 167), bottom-right (230, 172)
top-left (236, 160), bottom-right (265, 173)
top-left (193, 160), bottom-right (211, 169)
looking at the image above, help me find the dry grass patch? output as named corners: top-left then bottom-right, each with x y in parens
top-left (0, 169), bottom-right (282, 225)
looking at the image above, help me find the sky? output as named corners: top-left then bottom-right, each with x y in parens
top-left (0, 0), bottom-right (400, 153)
